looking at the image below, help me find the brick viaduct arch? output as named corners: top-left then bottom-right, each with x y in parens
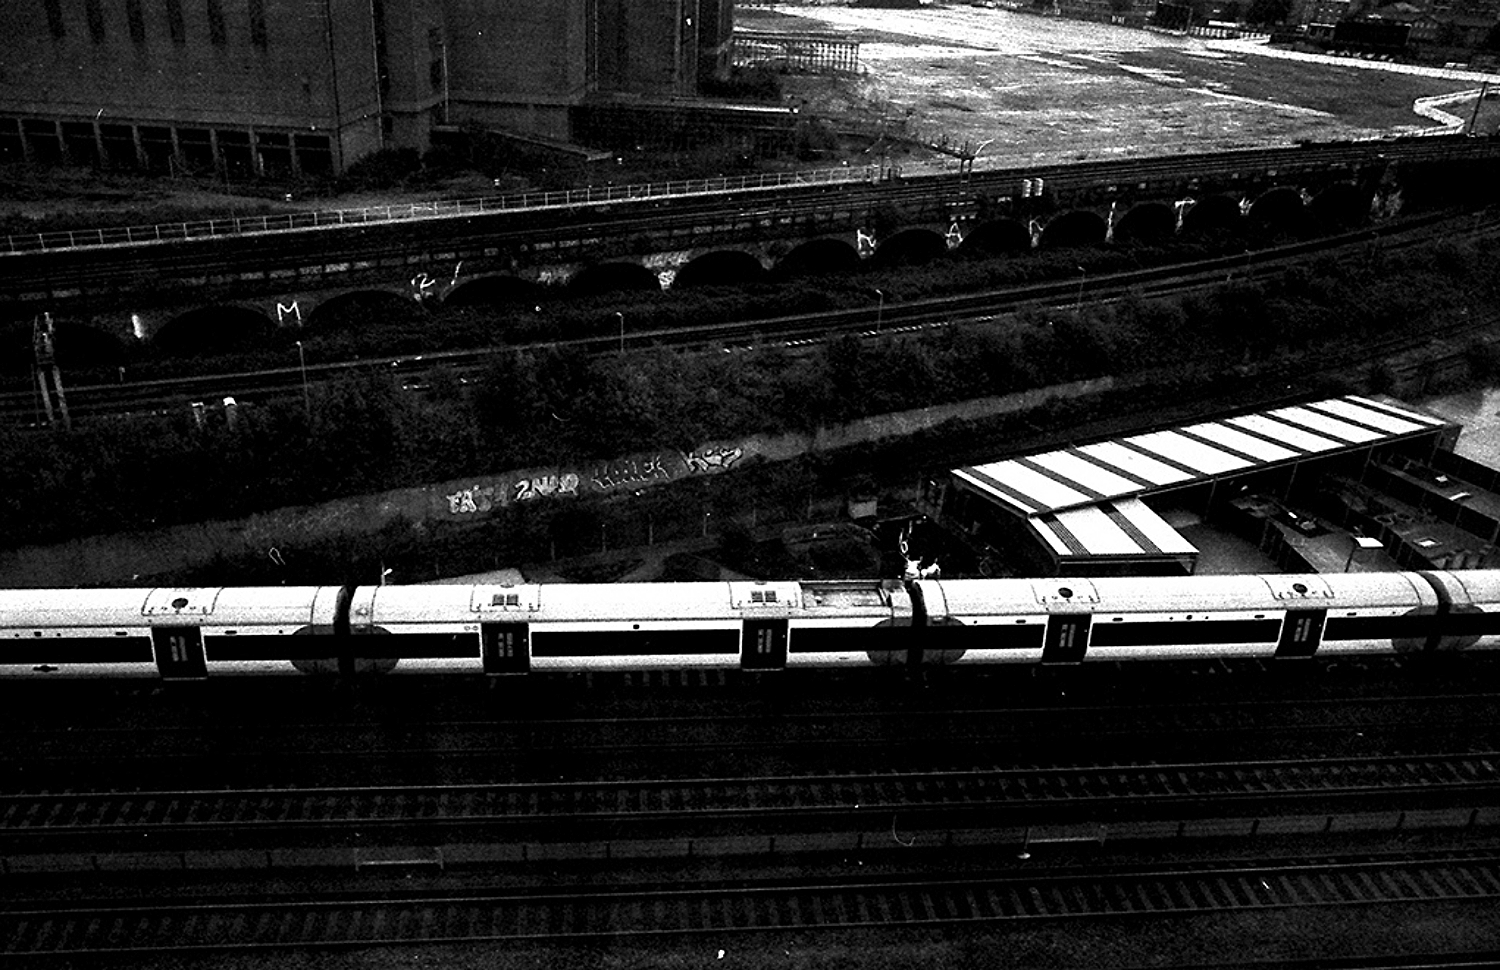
top-left (15, 178), bottom-right (1388, 355)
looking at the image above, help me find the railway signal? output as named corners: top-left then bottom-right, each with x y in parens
top-left (31, 312), bottom-right (71, 431)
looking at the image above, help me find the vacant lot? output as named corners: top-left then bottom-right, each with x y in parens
top-left (745, 2), bottom-right (1500, 166)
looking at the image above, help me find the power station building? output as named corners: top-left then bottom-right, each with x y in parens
top-left (0, 0), bottom-right (736, 176)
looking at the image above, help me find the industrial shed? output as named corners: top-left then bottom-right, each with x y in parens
top-left (920, 396), bottom-right (1459, 577)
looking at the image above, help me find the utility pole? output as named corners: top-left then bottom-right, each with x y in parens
top-left (32, 313), bottom-right (71, 431)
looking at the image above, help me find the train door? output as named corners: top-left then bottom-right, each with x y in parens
top-left (1275, 609), bottom-right (1327, 659)
top-left (1042, 614), bottom-right (1091, 664)
top-left (742, 618), bottom-right (788, 670)
top-left (152, 626), bottom-right (207, 680)
top-left (482, 622), bottom-right (530, 675)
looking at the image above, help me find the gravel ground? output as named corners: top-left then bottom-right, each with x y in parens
top-left (28, 900), bottom-right (1500, 970)
top-left (746, 2), bottom-right (1500, 167)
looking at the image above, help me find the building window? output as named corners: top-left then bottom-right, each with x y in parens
top-left (43, 0), bottom-right (66, 38)
top-left (126, 0), bottom-right (146, 43)
top-left (248, 0), bottom-right (266, 48)
top-left (85, 0), bottom-right (105, 42)
top-left (164, 0), bottom-right (184, 44)
top-left (206, 0), bottom-right (226, 46)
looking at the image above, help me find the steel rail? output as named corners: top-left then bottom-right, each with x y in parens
top-left (4, 851), bottom-right (1498, 955)
top-left (2, 753), bottom-right (1496, 837)
top-left (3, 692), bottom-right (1496, 791)
top-left (5, 134), bottom-right (1494, 257)
top-left (1, 207), bottom-right (1488, 424)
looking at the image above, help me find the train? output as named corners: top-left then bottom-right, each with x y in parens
top-left (3, 569), bottom-right (1500, 680)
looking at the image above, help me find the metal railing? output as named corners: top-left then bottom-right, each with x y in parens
top-left (1, 162), bottom-right (894, 256)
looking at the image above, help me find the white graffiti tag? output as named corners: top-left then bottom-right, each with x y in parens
top-left (411, 272), bottom-right (438, 301)
top-left (515, 472), bottom-right (580, 502)
top-left (592, 455), bottom-right (672, 491)
top-left (681, 446), bottom-right (744, 474)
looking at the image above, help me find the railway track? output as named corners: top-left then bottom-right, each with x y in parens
top-left (4, 133), bottom-right (1493, 258)
top-left (3, 753), bottom-right (1496, 852)
top-left (4, 849), bottom-right (1498, 957)
top-left (1, 205), bottom-right (1492, 425)
top-left (3, 689), bottom-right (1498, 789)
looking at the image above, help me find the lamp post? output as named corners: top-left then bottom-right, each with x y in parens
top-left (874, 288), bottom-right (884, 332)
top-left (615, 311), bottom-right (625, 354)
top-left (295, 340), bottom-right (310, 419)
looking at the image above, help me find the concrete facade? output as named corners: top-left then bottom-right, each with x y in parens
top-left (0, 0), bottom-right (735, 174)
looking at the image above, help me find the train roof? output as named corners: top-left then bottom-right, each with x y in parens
top-left (355, 581), bottom-right (909, 623)
top-left (0, 587), bottom-right (336, 628)
top-left (929, 571), bottom-right (1440, 613)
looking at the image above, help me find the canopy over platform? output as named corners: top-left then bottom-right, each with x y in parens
top-left (934, 395), bottom-right (1458, 576)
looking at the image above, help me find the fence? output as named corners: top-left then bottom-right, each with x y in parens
top-left (1, 162), bottom-right (891, 256)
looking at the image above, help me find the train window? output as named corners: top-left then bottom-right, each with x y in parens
top-left (750, 590), bottom-right (778, 604)
top-left (1091, 618), bottom-right (1281, 647)
top-left (491, 593), bottom-right (520, 607)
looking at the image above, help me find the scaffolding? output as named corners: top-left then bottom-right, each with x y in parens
top-left (732, 32), bottom-right (861, 75)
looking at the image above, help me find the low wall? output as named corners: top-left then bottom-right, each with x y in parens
top-left (0, 377), bottom-right (1111, 587)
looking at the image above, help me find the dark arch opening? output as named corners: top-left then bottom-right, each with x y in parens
top-left (155, 305), bottom-right (275, 353)
top-left (1248, 186), bottom-right (1312, 238)
top-left (1180, 195), bottom-right (1242, 236)
top-left (674, 250), bottom-right (767, 289)
top-left (0, 317), bottom-right (130, 377)
top-left (871, 228), bottom-right (948, 267)
top-left (570, 262), bottom-right (661, 297)
top-left (1112, 203), bottom-right (1176, 244)
top-left (1309, 182), bottom-right (1371, 232)
top-left (960, 219), bottom-right (1032, 257)
top-left (773, 238), bottom-right (860, 278)
top-left (1038, 211), bottom-right (1109, 249)
top-left (443, 275), bottom-right (545, 308)
top-left (307, 290), bottom-right (420, 332)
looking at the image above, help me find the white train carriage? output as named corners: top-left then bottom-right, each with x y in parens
top-left (349, 582), bottom-right (807, 674)
top-left (0, 588), bottom-right (158, 677)
top-left (348, 583), bottom-right (525, 674)
top-left (1311, 571), bottom-right (1446, 656)
top-left (524, 583), bottom-right (757, 673)
top-left (189, 586), bottom-right (347, 676)
top-left (909, 579), bottom-right (1049, 664)
top-left (923, 572), bottom-right (1441, 663)
top-left (1414, 570), bottom-right (1500, 652)
top-left (784, 581), bottom-right (913, 668)
top-left (0, 586), bottom-right (344, 678)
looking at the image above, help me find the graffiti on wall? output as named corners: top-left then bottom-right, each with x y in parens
top-left (682, 445), bottom-right (743, 474)
top-left (441, 443), bottom-right (749, 518)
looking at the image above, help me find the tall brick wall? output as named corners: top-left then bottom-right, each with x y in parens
top-left (440, 0), bottom-right (588, 139)
top-left (594, 0), bottom-right (706, 97)
top-left (0, 0), bottom-right (735, 172)
top-left (0, 0), bottom-right (389, 170)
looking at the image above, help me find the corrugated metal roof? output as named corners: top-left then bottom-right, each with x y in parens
top-left (955, 395), bottom-right (1453, 518)
top-left (1038, 499), bottom-right (1199, 560)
